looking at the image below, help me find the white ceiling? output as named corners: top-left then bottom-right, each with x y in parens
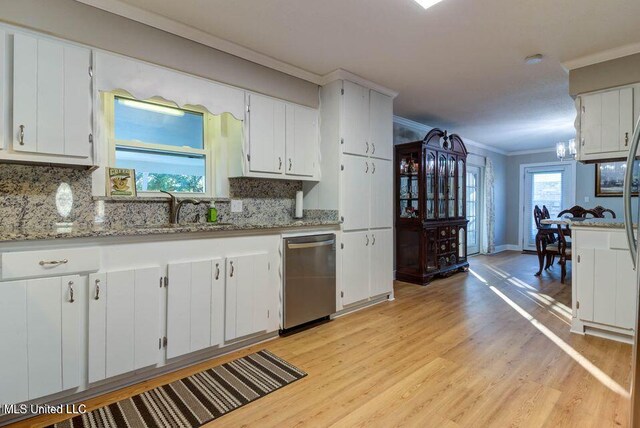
top-left (93, 0), bottom-right (640, 152)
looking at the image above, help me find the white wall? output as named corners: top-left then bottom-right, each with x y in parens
top-left (0, 0), bottom-right (319, 108)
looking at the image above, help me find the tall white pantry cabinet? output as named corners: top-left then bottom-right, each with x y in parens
top-left (306, 79), bottom-right (395, 310)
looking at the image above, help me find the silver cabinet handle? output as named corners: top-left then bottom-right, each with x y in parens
top-left (94, 279), bottom-right (100, 300)
top-left (372, 162), bottom-right (376, 174)
top-left (229, 261), bottom-right (234, 277)
top-left (289, 158), bottom-right (292, 171)
top-left (68, 281), bottom-right (75, 303)
top-left (288, 240), bottom-right (335, 249)
top-left (365, 142), bottom-right (369, 153)
top-left (365, 234), bottom-right (369, 246)
top-left (39, 259), bottom-right (68, 266)
top-left (626, 132), bottom-right (629, 146)
top-left (365, 162), bottom-right (369, 173)
top-left (19, 125), bottom-right (25, 145)
top-left (581, 137), bottom-right (585, 146)
top-left (372, 143), bottom-right (376, 154)
top-left (215, 263), bottom-right (220, 280)
top-left (372, 234), bottom-right (376, 246)
top-left (278, 157), bottom-right (282, 170)
top-left (624, 116), bottom-right (640, 268)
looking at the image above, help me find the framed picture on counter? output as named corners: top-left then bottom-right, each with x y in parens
top-left (595, 161), bottom-right (639, 197)
top-left (106, 167), bottom-right (137, 197)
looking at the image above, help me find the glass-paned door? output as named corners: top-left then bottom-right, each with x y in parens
top-left (425, 152), bottom-right (436, 219)
top-left (438, 155), bottom-right (447, 218)
top-left (522, 164), bottom-right (574, 251)
top-left (466, 166), bottom-right (481, 255)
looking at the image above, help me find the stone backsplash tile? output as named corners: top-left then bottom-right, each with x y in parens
top-left (0, 164), bottom-right (332, 230)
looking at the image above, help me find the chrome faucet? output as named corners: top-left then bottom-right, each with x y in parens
top-left (160, 190), bottom-right (206, 224)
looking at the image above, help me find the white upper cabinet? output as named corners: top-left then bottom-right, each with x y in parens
top-left (247, 93), bottom-right (286, 175)
top-left (235, 92), bottom-right (319, 181)
top-left (577, 85), bottom-right (639, 162)
top-left (286, 103), bottom-right (318, 177)
top-left (12, 33), bottom-right (92, 161)
top-left (369, 90), bottom-right (393, 160)
top-left (342, 81), bottom-right (370, 157)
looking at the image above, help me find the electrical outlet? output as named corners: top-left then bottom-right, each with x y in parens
top-left (584, 196), bottom-right (590, 203)
top-left (231, 200), bottom-right (243, 213)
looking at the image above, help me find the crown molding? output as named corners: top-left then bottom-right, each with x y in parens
top-left (321, 69), bottom-right (398, 98)
top-left (74, 0), bottom-right (323, 84)
top-left (562, 41), bottom-right (640, 71)
top-left (506, 147), bottom-right (557, 156)
top-left (393, 116), bottom-right (508, 155)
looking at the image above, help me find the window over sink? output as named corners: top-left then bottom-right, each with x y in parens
top-left (105, 93), bottom-right (211, 194)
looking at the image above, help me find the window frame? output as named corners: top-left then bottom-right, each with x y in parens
top-left (104, 91), bottom-right (214, 197)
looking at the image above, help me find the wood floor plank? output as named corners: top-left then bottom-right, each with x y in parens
top-left (14, 252), bottom-right (632, 428)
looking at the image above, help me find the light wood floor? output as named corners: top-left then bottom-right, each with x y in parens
top-left (16, 252), bottom-right (632, 427)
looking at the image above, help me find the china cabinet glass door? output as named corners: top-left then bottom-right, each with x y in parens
top-left (438, 154), bottom-right (447, 218)
top-left (448, 156), bottom-right (456, 218)
top-left (426, 152), bottom-right (436, 219)
top-left (457, 158), bottom-right (465, 218)
top-left (399, 150), bottom-right (420, 219)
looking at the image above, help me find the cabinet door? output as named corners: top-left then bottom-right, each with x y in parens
top-left (593, 249), bottom-right (616, 326)
top-left (619, 87), bottom-right (635, 152)
top-left (370, 229), bottom-right (393, 297)
top-left (615, 250), bottom-right (637, 329)
top-left (248, 93), bottom-right (285, 174)
top-left (581, 93), bottom-right (602, 155)
top-left (342, 231), bottom-right (370, 305)
top-left (167, 260), bottom-right (213, 359)
top-left (342, 81), bottom-right (370, 156)
top-left (210, 258), bottom-right (225, 347)
top-left (0, 280), bottom-right (28, 405)
top-left (99, 268), bottom-right (160, 379)
top-left (88, 273), bottom-right (107, 383)
top-left (601, 91), bottom-right (621, 153)
top-left (342, 154), bottom-right (371, 231)
top-left (61, 276), bottom-right (82, 391)
top-left (13, 33), bottom-right (38, 153)
top-left (286, 104), bottom-right (318, 177)
top-left (225, 253), bottom-right (270, 341)
top-left (63, 44), bottom-right (92, 158)
top-left (369, 90), bottom-right (393, 160)
top-left (370, 159), bottom-right (393, 229)
top-left (575, 248), bottom-right (595, 322)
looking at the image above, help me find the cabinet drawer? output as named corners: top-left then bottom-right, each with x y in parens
top-left (438, 227), bottom-right (450, 239)
top-left (1, 247), bottom-right (100, 280)
top-left (437, 240), bottom-right (449, 254)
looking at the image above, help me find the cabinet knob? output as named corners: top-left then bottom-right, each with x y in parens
top-left (441, 244), bottom-right (446, 251)
top-left (18, 125), bottom-right (25, 145)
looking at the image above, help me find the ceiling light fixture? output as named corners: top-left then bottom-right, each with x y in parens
top-left (413, 0), bottom-right (444, 10)
top-left (524, 54), bottom-right (544, 65)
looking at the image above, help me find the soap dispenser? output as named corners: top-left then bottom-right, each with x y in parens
top-left (207, 200), bottom-right (218, 223)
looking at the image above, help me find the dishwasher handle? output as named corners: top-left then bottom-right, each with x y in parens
top-left (287, 240), bottom-right (335, 250)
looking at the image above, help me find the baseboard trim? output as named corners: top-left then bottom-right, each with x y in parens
top-left (492, 244), bottom-right (521, 253)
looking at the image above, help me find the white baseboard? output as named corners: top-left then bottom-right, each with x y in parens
top-left (493, 244), bottom-right (521, 253)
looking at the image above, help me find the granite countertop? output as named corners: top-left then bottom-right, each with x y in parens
top-left (541, 218), bottom-right (634, 229)
top-left (0, 219), bottom-right (341, 242)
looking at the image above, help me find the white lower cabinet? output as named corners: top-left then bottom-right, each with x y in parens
top-left (225, 253), bottom-right (270, 341)
top-left (0, 275), bottom-right (82, 404)
top-left (88, 267), bottom-right (161, 383)
top-left (166, 258), bottom-right (224, 359)
top-left (341, 229), bottom-right (393, 306)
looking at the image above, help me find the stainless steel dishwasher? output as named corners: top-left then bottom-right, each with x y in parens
top-left (283, 234), bottom-right (336, 330)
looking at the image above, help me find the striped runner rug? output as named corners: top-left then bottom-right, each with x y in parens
top-left (50, 350), bottom-right (306, 428)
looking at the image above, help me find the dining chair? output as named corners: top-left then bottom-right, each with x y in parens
top-left (533, 205), bottom-right (558, 275)
top-left (555, 223), bottom-right (572, 283)
top-left (557, 205), bottom-right (589, 218)
top-left (589, 205), bottom-right (616, 218)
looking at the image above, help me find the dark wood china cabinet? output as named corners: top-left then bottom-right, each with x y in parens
top-left (395, 128), bottom-right (469, 285)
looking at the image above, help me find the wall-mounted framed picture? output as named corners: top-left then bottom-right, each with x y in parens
top-left (106, 167), bottom-right (137, 197)
top-left (595, 161), bottom-right (639, 197)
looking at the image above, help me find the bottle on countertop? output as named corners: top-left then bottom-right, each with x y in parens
top-left (207, 200), bottom-right (218, 223)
